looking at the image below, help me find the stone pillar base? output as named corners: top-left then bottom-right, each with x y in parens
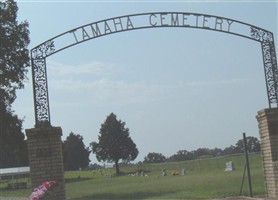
top-left (26, 126), bottom-right (66, 200)
top-left (257, 108), bottom-right (278, 199)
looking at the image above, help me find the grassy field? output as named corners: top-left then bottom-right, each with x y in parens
top-left (0, 153), bottom-right (265, 199)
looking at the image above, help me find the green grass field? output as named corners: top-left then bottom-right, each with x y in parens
top-left (0, 153), bottom-right (265, 199)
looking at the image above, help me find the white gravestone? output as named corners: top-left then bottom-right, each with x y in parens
top-left (225, 161), bottom-right (234, 171)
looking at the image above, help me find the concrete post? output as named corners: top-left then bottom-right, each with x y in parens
top-left (256, 108), bottom-right (278, 199)
top-left (26, 126), bottom-right (66, 200)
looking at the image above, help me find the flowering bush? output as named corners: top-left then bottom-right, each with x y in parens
top-left (29, 181), bottom-right (58, 200)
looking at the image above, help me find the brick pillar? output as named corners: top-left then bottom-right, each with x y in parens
top-left (256, 108), bottom-right (278, 199)
top-left (26, 126), bottom-right (66, 200)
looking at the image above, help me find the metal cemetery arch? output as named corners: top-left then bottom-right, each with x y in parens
top-left (31, 12), bottom-right (278, 128)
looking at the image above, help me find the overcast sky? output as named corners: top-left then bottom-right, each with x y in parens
top-left (15, 0), bottom-right (277, 163)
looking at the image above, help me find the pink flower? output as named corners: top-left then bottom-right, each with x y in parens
top-left (41, 181), bottom-right (56, 188)
top-left (29, 180), bottom-right (58, 200)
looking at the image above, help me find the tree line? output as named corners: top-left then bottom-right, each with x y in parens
top-left (143, 136), bottom-right (260, 163)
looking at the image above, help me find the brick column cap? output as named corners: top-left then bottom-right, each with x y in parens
top-left (257, 108), bottom-right (278, 120)
top-left (26, 126), bottom-right (62, 137)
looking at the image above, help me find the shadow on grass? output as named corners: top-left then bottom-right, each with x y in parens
top-left (70, 191), bottom-right (177, 200)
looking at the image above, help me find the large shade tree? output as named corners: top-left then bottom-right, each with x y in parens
top-left (0, 0), bottom-right (30, 106)
top-left (91, 113), bottom-right (139, 175)
top-left (0, 0), bottom-right (30, 168)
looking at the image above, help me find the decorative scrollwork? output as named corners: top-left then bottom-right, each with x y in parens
top-left (250, 26), bottom-right (278, 107)
top-left (261, 40), bottom-right (278, 107)
top-left (250, 27), bottom-right (273, 43)
top-left (31, 40), bottom-right (55, 59)
top-left (32, 58), bottom-right (51, 127)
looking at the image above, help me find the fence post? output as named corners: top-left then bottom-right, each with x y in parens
top-left (243, 132), bottom-right (253, 197)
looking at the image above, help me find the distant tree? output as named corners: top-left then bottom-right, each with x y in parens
top-left (222, 145), bottom-right (237, 155)
top-left (193, 148), bottom-right (212, 158)
top-left (63, 132), bottom-right (91, 171)
top-left (0, 0), bottom-right (30, 168)
top-left (91, 113), bottom-right (139, 175)
top-left (167, 137), bottom-right (261, 163)
top-left (210, 148), bottom-right (223, 156)
top-left (168, 150), bottom-right (194, 162)
top-left (144, 152), bottom-right (166, 163)
top-left (235, 136), bottom-right (261, 153)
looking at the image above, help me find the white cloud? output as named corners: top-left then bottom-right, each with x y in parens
top-left (47, 60), bottom-right (115, 76)
top-left (49, 77), bottom-right (250, 108)
top-left (49, 78), bottom-right (168, 105)
top-left (46, 60), bottom-right (254, 108)
top-left (177, 78), bottom-right (250, 87)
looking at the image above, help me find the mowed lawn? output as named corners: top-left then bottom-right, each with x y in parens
top-left (0, 153), bottom-right (265, 199)
top-left (65, 153), bottom-right (265, 200)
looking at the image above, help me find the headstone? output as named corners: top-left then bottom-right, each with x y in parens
top-left (181, 168), bottom-right (186, 175)
top-left (162, 168), bottom-right (167, 176)
top-left (225, 161), bottom-right (234, 171)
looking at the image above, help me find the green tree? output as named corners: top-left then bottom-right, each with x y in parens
top-left (0, 0), bottom-right (30, 168)
top-left (192, 148), bottom-right (212, 158)
top-left (91, 113), bottom-right (139, 175)
top-left (63, 132), bottom-right (91, 171)
top-left (235, 136), bottom-right (261, 153)
top-left (210, 148), bottom-right (223, 156)
top-left (0, 102), bottom-right (28, 167)
top-left (144, 152), bottom-right (166, 163)
top-left (0, 0), bottom-right (30, 106)
top-left (168, 150), bottom-right (194, 162)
